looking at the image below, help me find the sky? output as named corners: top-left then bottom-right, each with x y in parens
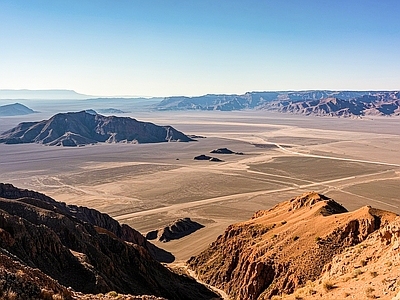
top-left (1, 1), bottom-right (399, 97)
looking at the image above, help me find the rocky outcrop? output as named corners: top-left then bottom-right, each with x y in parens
top-left (194, 155), bottom-right (223, 162)
top-left (0, 183), bottom-right (218, 300)
top-left (188, 192), bottom-right (397, 300)
top-left (146, 218), bottom-right (204, 242)
top-left (0, 111), bottom-right (194, 146)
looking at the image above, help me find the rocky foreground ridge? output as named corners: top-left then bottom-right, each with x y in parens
top-left (156, 90), bottom-right (400, 117)
top-left (0, 111), bottom-right (194, 146)
top-left (0, 183), bottom-right (218, 300)
top-left (188, 192), bottom-right (399, 299)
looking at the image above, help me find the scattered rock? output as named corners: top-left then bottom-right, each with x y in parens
top-left (194, 154), bottom-right (212, 160)
top-left (194, 154), bottom-right (223, 162)
top-left (209, 157), bottom-right (223, 162)
top-left (210, 148), bottom-right (235, 154)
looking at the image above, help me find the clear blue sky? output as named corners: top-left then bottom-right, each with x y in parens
top-left (1, 0), bottom-right (399, 97)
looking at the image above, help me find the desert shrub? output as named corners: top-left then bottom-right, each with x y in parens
top-left (360, 260), bottom-right (367, 266)
top-left (107, 291), bottom-right (118, 297)
top-left (293, 236), bottom-right (299, 241)
top-left (366, 287), bottom-right (377, 298)
top-left (370, 271), bottom-right (378, 278)
top-left (2, 288), bottom-right (17, 300)
top-left (323, 281), bottom-right (335, 291)
top-left (353, 268), bottom-right (363, 278)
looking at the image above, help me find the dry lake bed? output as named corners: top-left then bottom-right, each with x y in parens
top-left (1, 110), bottom-right (400, 261)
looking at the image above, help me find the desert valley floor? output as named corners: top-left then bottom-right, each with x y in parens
top-left (1, 110), bottom-right (400, 262)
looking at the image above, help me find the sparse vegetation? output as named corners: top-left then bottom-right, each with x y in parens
top-left (107, 291), bottom-right (118, 298)
top-left (315, 236), bottom-right (321, 242)
top-left (1, 288), bottom-right (17, 300)
top-left (370, 271), bottom-right (378, 278)
top-left (353, 269), bottom-right (363, 278)
top-left (360, 259), bottom-right (367, 266)
top-left (323, 281), bottom-right (335, 291)
top-left (366, 287), bottom-right (377, 298)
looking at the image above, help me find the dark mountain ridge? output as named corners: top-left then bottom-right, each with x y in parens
top-left (0, 111), bottom-right (194, 146)
top-left (0, 183), bottom-right (218, 299)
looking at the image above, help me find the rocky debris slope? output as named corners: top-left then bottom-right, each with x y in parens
top-left (280, 216), bottom-right (400, 300)
top-left (0, 111), bottom-right (194, 146)
top-left (0, 183), bottom-right (219, 300)
top-left (146, 218), bottom-right (204, 242)
top-left (188, 192), bottom-right (397, 300)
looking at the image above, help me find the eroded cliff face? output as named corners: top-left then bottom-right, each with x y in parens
top-left (188, 192), bottom-right (397, 300)
top-left (0, 183), bottom-right (218, 300)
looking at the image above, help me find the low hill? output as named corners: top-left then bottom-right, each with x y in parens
top-left (0, 183), bottom-right (218, 300)
top-left (0, 111), bottom-right (194, 146)
top-left (0, 103), bottom-right (36, 116)
top-left (188, 192), bottom-right (398, 299)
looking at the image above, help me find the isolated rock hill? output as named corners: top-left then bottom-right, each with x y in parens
top-left (0, 111), bottom-right (194, 146)
top-left (156, 91), bottom-right (400, 117)
top-left (188, 192), bottom-right (398, 300)
top-left (0, 103), bottom-right (36, 116)
top-left (0, 183), bottom-right (218, 300)
top-left (194, 154), bottom-right (223, 162)
top-left (146, 218), bottom-right (204, 242)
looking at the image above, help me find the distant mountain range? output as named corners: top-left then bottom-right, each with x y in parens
top-left (0, 111), bottom-right (193, 146)
top-left (0, 103), bottom-right (36, 116)
top-left (0, 89), bottom-right (91, 100)
top-left (156, 91), bottom-right (400, 117)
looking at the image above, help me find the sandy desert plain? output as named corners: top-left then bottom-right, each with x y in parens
top-left (1, 109), bottom-right (400, 262)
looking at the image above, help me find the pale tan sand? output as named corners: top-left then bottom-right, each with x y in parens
top-left (1, 111), bottom-right (400, 262)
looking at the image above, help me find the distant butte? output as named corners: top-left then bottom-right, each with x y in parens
top-left (0, 111), bottom-right (194, 146)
